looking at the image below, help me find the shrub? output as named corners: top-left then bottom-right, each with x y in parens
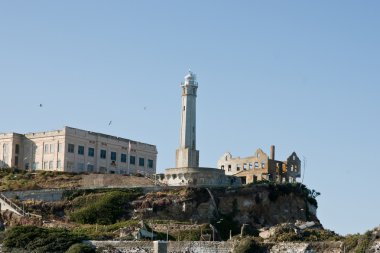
top-left (65, 243), bottom-right (95, 253)
top-left (233, 237), bottom-right (268, 253)
top-left (69, 191), bottom-right (139, 225)
top-left (2, 226), bottom-right (85, 253)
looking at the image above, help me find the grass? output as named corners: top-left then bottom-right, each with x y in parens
top-left (71, 220), bottom-right (139, 240)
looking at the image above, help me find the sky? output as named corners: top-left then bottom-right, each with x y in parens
top-left (0, 1), bottom-right (379, 235)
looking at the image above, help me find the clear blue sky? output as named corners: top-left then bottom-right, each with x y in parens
top-left (1, 1), bottom-right (379, 235)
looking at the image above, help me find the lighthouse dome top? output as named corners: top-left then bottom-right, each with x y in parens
top-left (183, 71), bottom-right (198, 86)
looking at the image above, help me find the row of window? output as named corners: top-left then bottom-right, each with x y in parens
top-left (29, 160), bottom-right (62, 170)
top-left (66, 162), bottom-right (154, 173)
top-left (44, 143), bottom-right (64, 154)
top-left (67, 144), bottom-right (154, 168)
top-left (221, 162), bottom-right (265, 172)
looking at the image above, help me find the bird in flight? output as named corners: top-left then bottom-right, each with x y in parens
top-left (39, 104), bottom-right (43, 107)
top-left (108, 120), bottom-right (112, 126)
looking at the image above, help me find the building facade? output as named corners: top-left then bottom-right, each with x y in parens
top-left (217, 145), bottom-right (301, 184)
top-left (0, 126), bottom-right (157, 175)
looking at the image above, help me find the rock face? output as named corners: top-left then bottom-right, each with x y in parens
top-left (131, 184), bottom-right (318, 229)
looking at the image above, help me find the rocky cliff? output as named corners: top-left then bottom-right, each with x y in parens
top-left (131, 183), bottom-right (319, 232)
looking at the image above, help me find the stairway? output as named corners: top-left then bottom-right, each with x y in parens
top-left (0, 193), bottom-right (26, 216)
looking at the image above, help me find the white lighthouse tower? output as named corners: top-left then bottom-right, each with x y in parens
top-left (175, 71), bottom-right (199, 168)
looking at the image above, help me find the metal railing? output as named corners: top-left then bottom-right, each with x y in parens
top-left (0, 193), bottom-right (42, 218)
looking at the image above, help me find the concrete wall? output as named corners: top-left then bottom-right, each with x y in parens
top-left (3, 189), bottom-right (65, 202)
top-left (88, 241), bottom-right (352, 253)
top-left (88, 241), bottom-right (234, 253)
top-left (158, 167), bottom-right (240, 187)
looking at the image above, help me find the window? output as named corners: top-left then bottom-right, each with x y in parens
top-left (221, 165), bottom-right (225, 170)
top-left (254, 162), bottom-right (259, 168)
top-left (87, 164), bottom-right (94, 172)
top-left (130, 155), bottom-right (136, 165)
top-left (68, 144), bottom-right (74, 153)
top-left (77, 163), bottom-right (84, 172)
top-left (44, 144), bottom-right (49, 154)
top-left (100, 150), bottom-right (106, 159)
top-left (261, 162), bottom-right (265, 168)
top-left (99, 166), bottom-right (107, 173)
top-left (293, 155), bottom-right (296, 161)
top-left (111, 151), bottom-right (117, 161)
top-left (77, 145), bottom-right (84, 155)
top-left (44, 161), bottom-right (48, 170)
top-left (3, 143), bottom-right (8, 155)
top-left (15, 156), bottom-right (19, 166)
top-left (67, 161), bottom-right (74, 170)
top-left (88, 147), bottom-right (94, 157)
top-left (243, 163), bottom-right (247, 170)
top-left (15, 144), bottom-right (19, 154)
top-left (58, 143), bottom-right (63, 153)
top-left (50, 144), bottom-right (55, 153)
top-left (236, 164), bottom-right (240, 171)
top-left (249, 163), bottom-right (253, 170)
top-left (121, 154), bottom-right (127, 163)
top-left (49, 161), bottom-right (53, 169)
top-left (139, 157), bottom-right (145, 167)
top-left (148, 159), bottom-right (154, 168)
top-left (228, 165), bottom-right (231, 171)
top-left (57, 160), bottom-right (62, 169)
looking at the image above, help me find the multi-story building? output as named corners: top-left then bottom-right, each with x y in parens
top-left (217, 145), bottom-right (301, 184)
top-left (0, 126), bottom-right (157, 175)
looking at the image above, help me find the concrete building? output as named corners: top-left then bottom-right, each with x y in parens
top-left (0, 126), bottom-right (157, 175)
top-left (176, 71), bottom-right (199, 168)
top-left (158, 71), bottom-right (240, 187)
top-left (217, 145), bottom-right (301, 184)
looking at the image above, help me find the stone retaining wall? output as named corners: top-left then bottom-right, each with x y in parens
top-left (88, 241), bottom-right (234, 253)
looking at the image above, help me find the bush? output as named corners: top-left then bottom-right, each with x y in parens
top-left (72, 220), bottom-right (139, 240)
top-left (233, 237), bottom-right (268, 253)
top-left (65, 243), bottom-right (95, 253)
top-left (69, 191), bottom-right (140, 225)
top-left (2, 226), bottom-right (85, 253)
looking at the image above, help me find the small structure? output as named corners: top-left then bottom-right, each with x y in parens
top-left (217, 145), bottom-right (301, 184)
top-left (158, 71), bottom-right (240, 187)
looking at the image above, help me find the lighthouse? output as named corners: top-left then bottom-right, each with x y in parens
top-left (175, 71), bottom-right (199, 168)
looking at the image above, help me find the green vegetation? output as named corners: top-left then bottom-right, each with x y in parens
top-left (65, 243), bottom-right (95, 253)
top-left (69, 191), bottom-right (140, 225)
top-left (62, 187), bottom-right (143, 201)
top-left (233, 237), bottom-right (268, 253)
top-left (343, 231), bottom-right (373, 253)
top-left (265, 182), bottom-right (320, 208)
top-left (270, 226), bottom-right (341, 242)
top-left (72, 220), bottom-right (139, 240)
top-left (2, 226), bottom-right (85, 253)
top-left (0, 168), bottom-right (81, 190)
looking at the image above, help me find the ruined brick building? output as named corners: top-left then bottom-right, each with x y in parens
top-left (217, 145), bottom-right (301, 184)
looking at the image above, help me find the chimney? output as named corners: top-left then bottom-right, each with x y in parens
top-left (270, 145), bottom-right (275, 160)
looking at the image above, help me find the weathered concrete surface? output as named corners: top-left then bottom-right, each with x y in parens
top-left (88, 241), bottom-right (234, 253)
top-left (87, 240), bottom-right (349, 253)
top-left (270, 242), bottom-right (309, 253)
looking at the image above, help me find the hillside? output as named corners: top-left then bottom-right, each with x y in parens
top-left (0, 168), bottom-right (155, 191)
top-left (0, 169), bottom-right (379, 252)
